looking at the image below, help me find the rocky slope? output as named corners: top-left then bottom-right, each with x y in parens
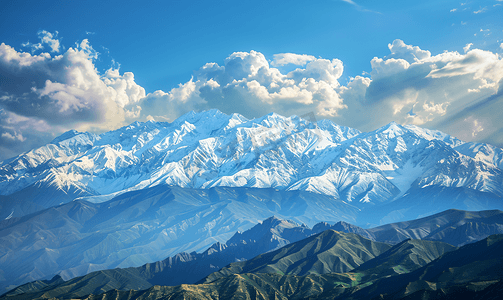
top-left (73, 235), bottom-right (503, 300)
top-left (3, 209), bottom-right (501, 297)
top-left (1, 110), bottom-right (502, 222)
top-left (0, 186), bottom-right (359, 292)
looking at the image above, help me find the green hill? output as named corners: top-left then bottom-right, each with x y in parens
top-left (353, 239), bottom-right (457, 278)
top-left (74, 235), bottom-right (503, 300)
top-left (202, 230), bottom-right (392, 283)
top-left (349, 234), bottom-right (503, 299)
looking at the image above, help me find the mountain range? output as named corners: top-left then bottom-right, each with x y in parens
top-left (2, 209), bottom-right (502, 299)
top-left (6, 229), bottom-right (500, 300)
top-left (70, 233), bottom-right (502, 300)
top-left (1, 109), bottom-right (503, 296)
top-left (1, 110), bottom-right (502, 223)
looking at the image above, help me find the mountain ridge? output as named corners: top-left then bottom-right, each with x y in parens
top-left (1, 110), bottom-right (502, 221)
top-left (2, 208), bottom-right (502, 297)
top-left (72, 234), bottom-right (503, 300)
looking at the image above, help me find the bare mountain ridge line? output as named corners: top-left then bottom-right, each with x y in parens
top-left (200, 229), bottom-right (393, 284)
top-left (0, 182), bottom-right (501, 291)
top-left (7, 230), bottom-right (501, 300)
top-left (1, 109), bottom-right (502, 221)
top-left (2, 208), bottom-right (502, 299)
top-left (0, 186), bottom-right (362, 292)
top-left (72, 234), bottom-right (503, 300)
top-left (0, 229), bottom-right (450, 300)
top-left (1, 109), bottom-right (503, 294)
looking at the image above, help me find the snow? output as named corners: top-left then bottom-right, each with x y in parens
top-left (1, 109), bottom-right (502, 208)
top-left (384, 160), bottom-right (425, 198)
top-left (5, 210), bottom-right (14, 220)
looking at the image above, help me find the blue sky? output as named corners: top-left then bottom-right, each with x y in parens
top-left (1, 0), bottom-right (503, 160)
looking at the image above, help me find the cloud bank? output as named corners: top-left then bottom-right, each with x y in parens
top-left (1, 32), bottom-right (503, 160)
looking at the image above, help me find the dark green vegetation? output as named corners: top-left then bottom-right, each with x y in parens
top-left (0, 231), bottom-right (459, 300)
top-left (202, 230), bottom-right (391, 283)
top-left (0, 216), bottom-right (313, 298)
top-left (363, 208), bottom-right (503, 246)
top-left (67, 234), bottom-right (503, 300)
top-left (0, 185), bottom-right (361, 291)
top-left (2, 210), bottom-right (503, 299)
top-left (349, 234), bottom-right (503, 299)
top-left (352, 239), bottom-right (457, 277)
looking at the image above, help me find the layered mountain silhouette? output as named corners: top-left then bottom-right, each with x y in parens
top-left (2, 210), bottom-right (502, 299)
top-left (348, 234), bottom-right (503, 299)
top-left (1, 110), bottom-right (502, 223)
top-left (201, 230), bottom-right (392, 283)
top-left (0, 186), bottom-right (360, 291)
top-left (8, 233), bottom-right (500, 300)
top-left (2, 110), bottom-right (503, 298)
top-left (50, 234), bottom-right (503, 300)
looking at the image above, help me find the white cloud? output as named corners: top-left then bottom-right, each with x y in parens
top-left (463, 43), bottom-right (473, 53)
top-left (327, 39), bottom-right (503, 146)
top-left (466, 117), bottom-right (484, 137)
top-left (450, 8), bottom-right (457, 12)
top-left (422, 101), bottom-right (449, 115)
top-left (140, 50), bottom-right (347, 121)
top-left (271, 53), bottom-right (316, 67)
top-left (474, 7), bottom-right (487, 14)
top-left (1, 131), bottom-right (25, 142)
top-left (339, 0), bottom-right (379, 13)
top-left (138, 78), bottom-right (206, 122)
top-left (341, 0), bottom-right (358, 6)
top-left (479, 28), bottom-right (491, 37)
top-left (2, 34), bottom-right (503, 160)
top-left (38, 30), bottom-right (60, 52)
top-left (21, 41), bottom-right (44, 53)
top-left (19, 30), bottom-right (61, 54)
top-left (0, 34), bottom-right (146, 158)
top-left (500, 43), bottom-right (503, 50)
top-left (386, 39), bottom-right (431, 63)
top-left (370, 57), bottom-right (410, 78)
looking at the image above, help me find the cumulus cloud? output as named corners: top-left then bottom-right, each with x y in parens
top-left (137, 49), bottom-right (347, 122)
top-left (38, 30), bottom-right (60, 52)
top-left (21, 30), bottom-right (60, 53)
top-left (271, 53), bottom-right (316, 67)
top-left (2, 33), bottom-right (503, 161)
top-left (386, 39), bottom-right (431, 63)
top-left (0, 40), bottom-right (145, 128)
top-left (337, 40), bottom-right (503, 147)
top-left (0, 34), bottom-right (148, 160)
top-left (141, 39), bottom-right (503, 148)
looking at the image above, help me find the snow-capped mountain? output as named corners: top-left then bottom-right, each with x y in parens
top-left (1, 109), bottom-right (502, 220)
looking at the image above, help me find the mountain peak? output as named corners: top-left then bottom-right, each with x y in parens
top-left (381, 121), bottom-right (404, 134)
top-left (50, 130), bottom-right (82, 144)
top-left (2, 110), bottom-right (502, 222)
top-left (261, 215), bottom-right (283, 223)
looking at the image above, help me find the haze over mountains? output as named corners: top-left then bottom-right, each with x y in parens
top-left (4, 218), bottom-right (501, 300)
top-left (78, 234), bottom-right (502, 300)
top-left (1, 207), bottom-right (502, 295)
top-left (1, 110), bottom-right (503, 297)
top-left (1, 110), bottom-right (502, 222)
